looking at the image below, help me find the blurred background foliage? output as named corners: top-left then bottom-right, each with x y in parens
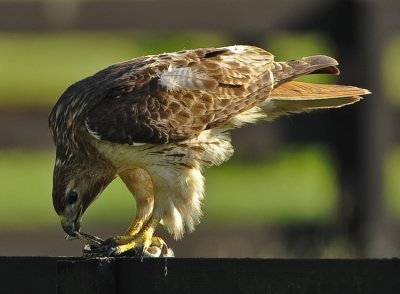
top-left (0, 31), bottom-right (340, 106)
top-left (0, 1), bottom-right (399, 257)
top-left (0, 32), bottom-right (342, 230)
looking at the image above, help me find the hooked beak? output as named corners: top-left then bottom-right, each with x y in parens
top-left (61, 206), bottom-right (83, 236)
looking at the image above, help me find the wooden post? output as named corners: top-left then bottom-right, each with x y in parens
top-left (324, 0), bottom-right (399, 257)
top-left (347, 0), bottom-right (398, 257)
top-left (57, 257), bottom-right (116, 294)
top-left (358, 0), bottom-right (400, 257)
top-left (1, 257), bottom-right (400, 294)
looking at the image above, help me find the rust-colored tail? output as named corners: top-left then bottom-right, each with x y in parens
top-left (261, 81), bottom-right (370, 120)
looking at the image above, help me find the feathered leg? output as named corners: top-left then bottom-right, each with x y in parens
top-left (101, 168), bottom-right (170, 256)
top-left (120, 168), bottom-right (154, 236)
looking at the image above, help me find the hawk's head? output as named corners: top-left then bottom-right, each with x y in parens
top-left (52, 150), bottom-right (116, 236)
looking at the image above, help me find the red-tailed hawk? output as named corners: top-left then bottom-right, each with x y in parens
top-left (49, 45), bottom-right (369, 257)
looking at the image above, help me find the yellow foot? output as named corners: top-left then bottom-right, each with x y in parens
top-left (80, 216), bottom-right (174, 257)
top-left (104, 234), bottom-right (169, 257)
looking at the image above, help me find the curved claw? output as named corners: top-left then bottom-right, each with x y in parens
top-left (150, 236), bottom-right (168, 255)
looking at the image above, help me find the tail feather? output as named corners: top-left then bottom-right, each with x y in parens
top-left (261, 81), bottom-right (370, 120)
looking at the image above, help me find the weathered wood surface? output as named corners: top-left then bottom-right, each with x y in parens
top-left (1, 257), bottom-right (400, 294)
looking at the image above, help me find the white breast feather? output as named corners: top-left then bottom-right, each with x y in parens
top-left (92, 130), bottom-right (234, 239)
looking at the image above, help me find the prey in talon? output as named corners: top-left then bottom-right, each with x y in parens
top-left (75, 232), bottom-right (105, 247)
top-left (64, 224), bottom-right (171, 257)
top-left (64, 230), bottom-right (108, 256)
top-left (79, 232), bottom-right (172, 258)
top-left (49, 45), bottom-right (368, 257)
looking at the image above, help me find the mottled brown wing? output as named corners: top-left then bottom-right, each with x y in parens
top-left (85, 46), bottom-right (275, 145)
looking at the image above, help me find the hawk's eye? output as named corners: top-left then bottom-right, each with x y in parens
top-left (67, 191), bottom-right (79, 205)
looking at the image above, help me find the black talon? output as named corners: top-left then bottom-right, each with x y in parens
top-left (161, 243), bottom-right (168, 256)
top-left (105, 245), bottom-right (118, 257)
top-left (140, 246), bottom-right (146, 257)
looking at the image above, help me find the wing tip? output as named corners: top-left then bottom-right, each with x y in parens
top-left (303, 55), bottom-right (339, 67)
top-left (300, 55), bottom-right (340, 75)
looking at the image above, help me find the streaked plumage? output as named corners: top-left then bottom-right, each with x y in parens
top-left (49, 45), bottom-right (369, 256)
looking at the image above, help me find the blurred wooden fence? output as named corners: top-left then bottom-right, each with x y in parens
top-left (1, 256), bottom-right (400, 294)
top-left (0, 0), bottom-right (400, 257)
